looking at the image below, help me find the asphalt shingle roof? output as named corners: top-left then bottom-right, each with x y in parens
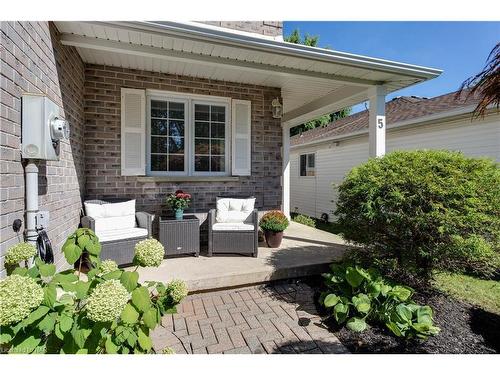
top-left (291, 89), bottom-right (481, 146)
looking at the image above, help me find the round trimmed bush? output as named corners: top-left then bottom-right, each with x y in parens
top-left (335, 150), bottom-right (500, 279)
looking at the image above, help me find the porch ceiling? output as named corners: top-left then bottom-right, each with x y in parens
top-left (55, 21), bottom-right (442, 127)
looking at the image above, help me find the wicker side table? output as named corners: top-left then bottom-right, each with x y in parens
top-left (159, 215), bottom-right (200, 257)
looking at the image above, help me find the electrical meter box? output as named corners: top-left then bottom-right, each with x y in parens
top-left (21, 94), bottom-right (70, 161)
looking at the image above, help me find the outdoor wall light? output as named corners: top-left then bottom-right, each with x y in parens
top-left (271, 98), bottom-right (283, 119)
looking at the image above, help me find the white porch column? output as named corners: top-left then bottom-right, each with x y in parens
top-left (282, 124), bottom-right (291, 219)
top-left (368, 85), bottom-right (386, 157)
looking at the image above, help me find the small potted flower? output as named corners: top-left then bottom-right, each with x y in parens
top-left (166, 190), bottom-right (191, 220)
top-left (259, 210), bottom-right (289, 248)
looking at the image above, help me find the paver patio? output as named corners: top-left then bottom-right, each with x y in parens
top-left (151, 280), bottom-right (348, 354)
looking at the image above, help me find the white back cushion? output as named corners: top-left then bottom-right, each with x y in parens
top-left (104, 200), bottom-right (136, 217)
top-left (216, 197), bottom-right (255, 223)
top-left (84, 202), bottom-right (105, 218)
top-left (85, 200), bottom-right (136, 230)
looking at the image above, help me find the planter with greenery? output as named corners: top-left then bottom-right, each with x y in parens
top-left (166, 190), bottom-right (191, 220)
top-left (319, 262), bottom-right (440, 339)
top-left (259, 210), bottom-right (289, 248)
top-left (0, 229), bottom-right (187, 354)
top-left (335, 150), bottom-right (500, 280)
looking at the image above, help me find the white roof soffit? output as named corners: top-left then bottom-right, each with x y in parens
top-left (56, 21), bottom-right (442, 126)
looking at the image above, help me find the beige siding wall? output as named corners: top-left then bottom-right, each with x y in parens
top-left (0, 22), bottom-right (86, 276)
top-left (291, 115), bottom-right (500, 221)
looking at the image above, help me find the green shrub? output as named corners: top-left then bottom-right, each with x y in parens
top-left (320, 262), bottom-right (440, 339)
top-left (293, 214), bottom-right (316, 228)
top-left (259, 210), bottom-right (289, 232)
top-left (335, 150), bottom-right (500, 279)
top-left (0, 228), bottom-right (186, 354)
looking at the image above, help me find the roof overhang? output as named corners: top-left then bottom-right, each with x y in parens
top-left (290, 105), bottom-right (485, 150)
top-left (55, 21), bottom-right (442, 127)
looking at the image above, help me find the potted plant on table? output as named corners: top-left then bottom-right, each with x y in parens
top-left (166, 190), bottom-right (191, 220)
top-left (259, 210), bottom-right (289, 248)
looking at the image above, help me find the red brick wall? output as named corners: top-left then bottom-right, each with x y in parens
top-left (84, 65), bottom-right (283, 224)
top-left (0, 22), bottom-right (85, 276)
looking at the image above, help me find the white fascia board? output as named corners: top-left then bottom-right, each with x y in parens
top-left (290, 105), bottom-right (479, 150)
top-left (90, 21), bottom-right (443, 81)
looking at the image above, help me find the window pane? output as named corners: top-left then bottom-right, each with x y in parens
top-left (168, 120), bottom-right (184, 137)
top-left (151, 137), bottom-right (168, 153)
top-left (211, 156), bottom-right (225, 172)
top-left (195, 122), bottom-right (209, 137)
top-left (211, 123), bottom-right (225, 138)
top-left (194, 104), bottom-right (210, 121)
top-left (195, 156), bottom-right (209, 171)
top-left (169, 155), bottom-right (184, 171)
top-left (211, 106), bottom-right (225, 122)
top-left (195, 139), bottom-right (209, 154)
top-left (151, 155), bottom-right (167, 171)
top-left (211, 139), bottom-right (225, 155)
top-left (307, 154), bottom-right (315, 168)
top-left (151, 120), bottom-right (168, 135)
top-left (300, 155), bottom-right (306, 176)
top-left (151, 100), bottom-right (168, 118)
top-left (168, 102), bottom-right (184, 119)
top-left (168, 137), bottom-right (184, 154)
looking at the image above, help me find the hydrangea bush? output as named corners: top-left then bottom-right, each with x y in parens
top-left (4, 243), bottom-right (37, 266)
top-left (134, 239), bottom-right (164, 267)
top-left (0, 275), bottom-right (43, 326)
top-left (0, 229), bottom-right (187, 354)
top-left (98, 259), bottom-right (119, 274)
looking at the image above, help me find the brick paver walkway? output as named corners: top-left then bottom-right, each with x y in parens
top-left (151, 281), bottom-right (348, 354)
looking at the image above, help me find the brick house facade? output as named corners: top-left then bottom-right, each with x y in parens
top-left (1, 22), bottom-right (85, 276)
top-left (0, 21), bottom-right (283, 276)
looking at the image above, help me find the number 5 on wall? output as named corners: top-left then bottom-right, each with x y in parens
top-left (376, 115), bottom-right (385, 129)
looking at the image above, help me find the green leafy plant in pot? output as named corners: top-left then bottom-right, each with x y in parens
top-left (166, 190), bottom-right (191, 220)
top-left (259, 210), bottom-right (289, 248)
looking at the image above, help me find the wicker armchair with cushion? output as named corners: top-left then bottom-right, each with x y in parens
top-left (208, 197), bottom-right (258, 257)
top-left (81, 199), bottom-right (154, 266)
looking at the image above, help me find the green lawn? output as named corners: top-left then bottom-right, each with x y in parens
top-left (432, 272), bottom-right (500, 314)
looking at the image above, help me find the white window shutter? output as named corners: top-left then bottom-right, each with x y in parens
top-left (121, 88), bottom-right (146, 176)
top-left (231, 99), bottom-right (252, 176)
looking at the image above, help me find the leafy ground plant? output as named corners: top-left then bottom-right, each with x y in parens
top-left (0, 231), bottom-right (187, 354)
top-left (319, 262), bottom-right (440, 339)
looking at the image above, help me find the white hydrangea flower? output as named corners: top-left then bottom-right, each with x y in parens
top-left (166, 279), bottom-right (188, 304)
top-left (0, 275), bottom-right (43, 326)
top-left (86, 279), bottom-right (129, 322)
top-left (99, 259), bottom-right (118, 274)
top-left (134, 239), bottom-right (164, 267)
top-left (5, 243), bottom-right (37, 266)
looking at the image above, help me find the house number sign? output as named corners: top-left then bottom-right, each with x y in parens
top-left (376, 115), bottom-right (386, 129)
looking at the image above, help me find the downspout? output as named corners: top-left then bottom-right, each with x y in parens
top-left (25, 161), bottom-right (38, 266)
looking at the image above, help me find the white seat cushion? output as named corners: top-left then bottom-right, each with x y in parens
top-left (96, 227), bottom-right (148, 243)
top-left (216, 197), bottom-right (255, 223)
top-left (212, 223), bottom-right (254, 231)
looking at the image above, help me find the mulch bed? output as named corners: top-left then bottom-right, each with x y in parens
top-left (307, 278), bottom-right (500, 354)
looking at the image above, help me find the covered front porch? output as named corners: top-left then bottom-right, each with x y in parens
top-left (128, 221), bottom-right (347, 293)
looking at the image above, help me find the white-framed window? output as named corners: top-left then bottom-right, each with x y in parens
top-left (299, 153), bottom-right (315, 177)
top-left (146, 91), bottom-right (230, 176)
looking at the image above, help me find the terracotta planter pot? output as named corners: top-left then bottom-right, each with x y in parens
top-left (264, 230), bottom-right (284, 248)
